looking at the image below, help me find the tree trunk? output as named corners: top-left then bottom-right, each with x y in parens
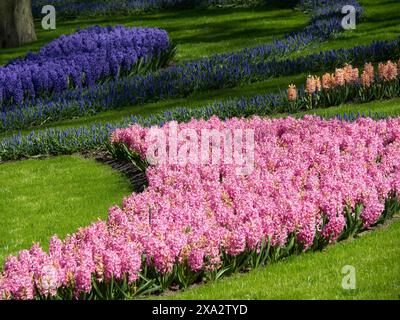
top-left (0, 0), bottom-right (37, 48)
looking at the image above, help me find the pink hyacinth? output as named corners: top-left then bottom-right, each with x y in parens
top-left (306, 75), bottom-right (317, 95)
top-left (334, 68), bottom-right (346, 86)
top-left (378, 60), bottom-right (398, 81)
top-left (322, 73), bottom-right (334, 90)
top-left (361, 63), bottom-right (375, 87)
top-left (287, 84), bottom-right (297, 101)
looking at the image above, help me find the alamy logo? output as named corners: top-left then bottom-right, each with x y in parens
top-left (341, 265), bottom-right (356, 290)
top-left (341, 5), bottom-right (357, 30)
top-left (145, 122), bottom-right (255, 176)
top-left (41, 5), bottom-right (56, 30)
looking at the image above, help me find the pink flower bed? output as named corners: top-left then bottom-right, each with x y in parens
top-left (1, 116), bottom-right (400, 299)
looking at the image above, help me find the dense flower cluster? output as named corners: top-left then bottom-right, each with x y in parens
top-left (1, 116), bottom-right (399, 299)
top-left (287, 59), bottom-right (400, 109)
top-left (305, 60), bottom-right (399, 94)
top-left (0, 26), bottom-right (170, 106)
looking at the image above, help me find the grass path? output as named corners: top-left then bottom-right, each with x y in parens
top-left (0, 73), bottom-right (307, 139)
top-left (161, 218), bottom-right (400, 300)
top-left (0, 155), bottom-right (131, 265)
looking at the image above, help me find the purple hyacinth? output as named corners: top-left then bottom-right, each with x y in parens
top-left (0, 26), bottom-right (170, 106)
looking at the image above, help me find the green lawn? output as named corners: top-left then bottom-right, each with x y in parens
top-left (0, 155), bottom-right (131, 265)
top-left (162, 218), bottom-right (400, 300)
top-left (2, 0), bottom-right (398, 66)
top-left (0, 3), bottom-right (308, 65)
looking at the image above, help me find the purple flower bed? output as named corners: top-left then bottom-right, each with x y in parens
top-left (0, 26), bottom-right (171, 106)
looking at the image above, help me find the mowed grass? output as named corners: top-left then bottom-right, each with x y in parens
top-left (161, 219), bottom-right (400, 300)
top-left (0, 155), bottom-right (131, 265)
top-left (0, 2), bottom-right (307, 65)
top-left (1, 0), bottom-right (398, 66)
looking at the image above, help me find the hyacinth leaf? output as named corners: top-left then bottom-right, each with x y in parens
top-left (134, 274), bottom-right (160, 297)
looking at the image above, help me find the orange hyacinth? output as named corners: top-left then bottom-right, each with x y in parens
top-left (343, 64), bottom-right (359, 83)
top-left (287, 84), bottom-right (297, 101)
top-left (361, 70), bottom-right (372, 88)
top-left (322, 73), bottom-right (335, 90)
top-left (315, 76), bottom-right (322, 92)
top-left (364, 62), bottom-right (374, 79)
top-left (379, 61), bottom-right (398, 81)
top-left (334, 68), bottom-right (345, 86)
top-left (351, 67), bottom-right (359, 82)
top-left (306, 75), bottom-right (317, 95)
top-left (343, 64), bottom-right (353, 83)
top-left (386, 61), bottom-right (398, 80)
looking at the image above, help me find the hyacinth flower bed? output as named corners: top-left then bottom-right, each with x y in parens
top-left (0, 0), bottom-right (368, 132)
top-left (285, 60), bottom-right (400, 112)
top-left (1, 116), bottom-right (399, 300)
top-left (0, 26), bottom-right (173, 106)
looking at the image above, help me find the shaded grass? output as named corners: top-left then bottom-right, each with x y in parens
top-left (0, 5), bottom-right (307, 65)
top-left (2, 0), bottom-right (398, 66)
top-left (0, 155), bottom-right (131, 265)
top-left (160, 219), bottom-right (400, 300)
